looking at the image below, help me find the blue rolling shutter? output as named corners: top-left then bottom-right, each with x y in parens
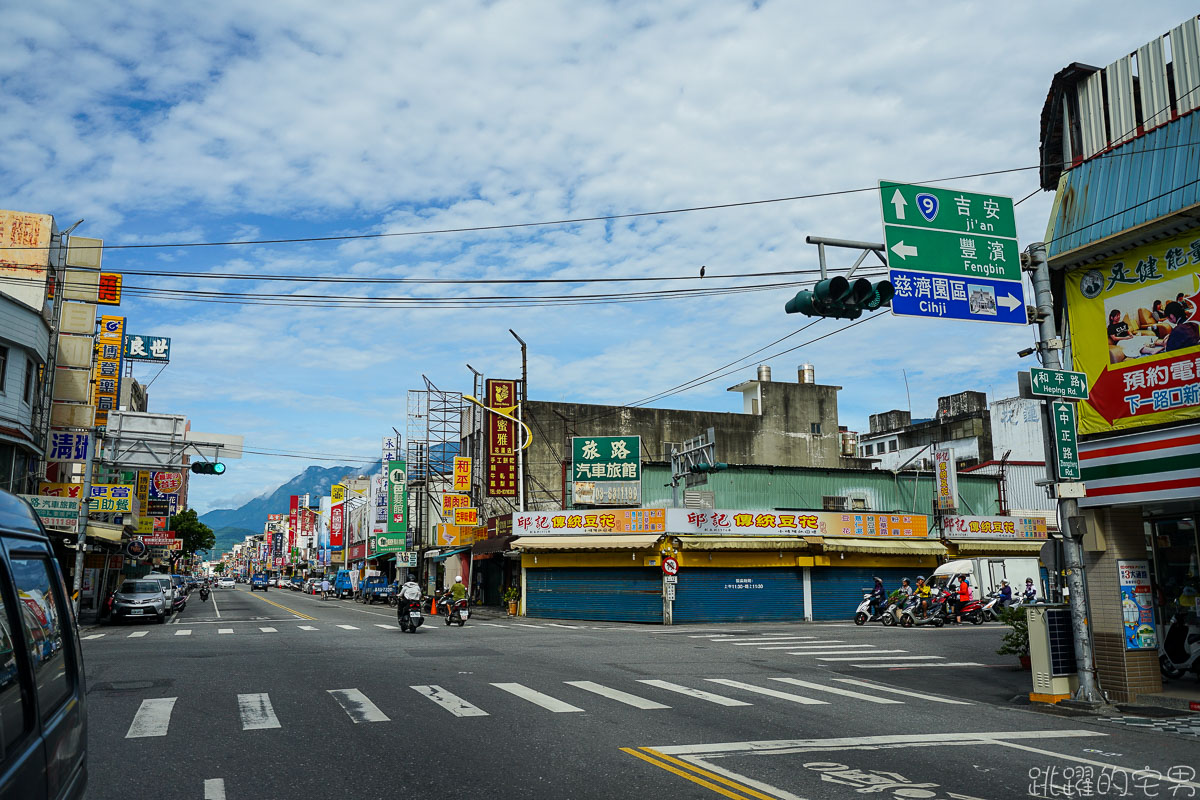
top-left (809, 567), bottom-right (914, 621)
top-left (526, 568), bottom-right (661, 623)
top-left (673, 568), bottom-right (805, 623)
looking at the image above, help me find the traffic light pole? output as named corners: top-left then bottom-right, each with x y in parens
top-left (1028, 242), bottom-right (1100, 705)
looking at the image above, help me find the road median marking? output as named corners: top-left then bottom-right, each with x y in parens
top-left (621, 747), bottom-right (773, 800)
top-left (246, 592), bottom-right (316, 621)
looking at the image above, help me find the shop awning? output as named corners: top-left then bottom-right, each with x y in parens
top-left (512, 534), bottom-right (662, 552)
top-left (951, 539), bottom-right (1048, 555)
top-left (366, 552), bottom-right (395, 561)
top-left (85, 522), bottom-right (124, 544)
top-left (472, 535), bottom-right (516, 555)
top-left (820, 538), bottom-right (948, 556)
top-left (428, 546), bottom-right (471, 561)
top-left (678, 536), bottom-right (812, 551)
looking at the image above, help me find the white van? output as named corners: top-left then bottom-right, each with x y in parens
top-left (929, 557), bottom-right (1041, 598)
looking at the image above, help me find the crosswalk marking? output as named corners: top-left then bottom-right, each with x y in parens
top-left (729, 639), bottom-right (818, 646)
top-left (705, 678), bottom-right (828, 705)
top-left (511, 623), bottom-right (545, 629)
top-left (174, 629), bottom-right (192, 636)
top-left (753, 640), bottom-right (851, 649)
top-left (218, 629), bottom-right (234, 634)
top-left (298, 625), bottom-right (318, 631)
top-left (328, 689), bottom-right (391, 723)
top-left (564, 681), bottom-right (670, 710)
top-left (337, 625), bottom-right (359, 630)
top-left (83, 633), bottom-right (105, 640)
top-left (817, 655), bottom-right (941, 662)
top-left (491, 682), bottom-right (583, 713)
top-left (127, 698), bottom-right (176, 738)
top-left (375, 624), bottom-right (393, 629)
top-left (831, 678), bottom-right (973, 704)
top-left (637, 680), bottom-right (751, 707)
top-left (546, 623), bottom-right (580, 629)
top-left (128, 631), bottom-right (148, 638)
top-left (721, 635), bottom-right (815, 643)
top-left (203, 778), bottom-right (226, 800)
top-left (412, 685), bottom-right (490, 717)
top-left (770, 677), bottom-right (903, 704)
top-left (237, 693), bottom-right (281, 730)
top-left (259, 627), bottom-right (277, 633)
top-left (789, 648), bottom-right (908, 657)
top-left (479, 622), bottom-right (507, 627)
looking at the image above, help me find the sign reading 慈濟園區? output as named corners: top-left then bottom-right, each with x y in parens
top-left (571, 436), bottom-right (641, 506)
top-left (1052, 401), bottom-right (1080, 480)
top-left (882, 180), bottom-right (1024, 326)
top-left (1029, 367), bottom-right (1089, 400)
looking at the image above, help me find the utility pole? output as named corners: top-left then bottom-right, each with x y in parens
top-left (509, 330), bottom-right (528, 513)
top-left (1028, 242), bottom-right (1100, 704)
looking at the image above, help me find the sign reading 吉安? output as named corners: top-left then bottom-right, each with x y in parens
top-left (1052, 400), bottom-right (1081, 480)
top-left (1030, 367), bottom-right (1089, 400)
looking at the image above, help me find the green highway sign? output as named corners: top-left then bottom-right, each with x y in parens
top-left (882, 225), bottom-right (1021, 282)
top-left (880, 181), bottom-right (1017, 238)
top-left (1052, 400), bottom-right (1080, 481)
top-left (1030, 367), bottom-right (1089, 400)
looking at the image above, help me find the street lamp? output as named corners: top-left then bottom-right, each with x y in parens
top-left (461, 394), bottom-right (533, 512)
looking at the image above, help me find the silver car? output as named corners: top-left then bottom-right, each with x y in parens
top-left (111, 579), bottom-right (168, 623)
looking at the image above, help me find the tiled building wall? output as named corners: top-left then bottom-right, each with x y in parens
top-left (1083, 506), bottom-right (1161, 703)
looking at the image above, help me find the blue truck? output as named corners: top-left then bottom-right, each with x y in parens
top-left (250, 572), bottom-right (270, 592)
top-left (333, 569), bottom-right (354, 599)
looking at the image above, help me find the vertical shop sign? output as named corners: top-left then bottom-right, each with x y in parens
top-left (288, 495), bottom-right (299, 553)
top-left (486, 379), bottom-right (518, 497)
top-left (92, 314), bottom-right (125, 427)
top-left (330, 484), bottom-right (345, 550)
top-left (933, 448), bottom-right (958, 511)
top-left (387, 460), bottom-right (408, 539)
top-left (1117, 560), bottom-right (1157, 650)
top-left (453, 457), bottom-right (472, 492)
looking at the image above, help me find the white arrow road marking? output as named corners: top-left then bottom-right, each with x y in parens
top-left (998, 292), bottom-right (1022, 311)
top-left (890, 188), bottom-right (907, 220)
top-left (237, 693), bottom-right (281, 730)
top-left (890, 241), bottom-right (918, 259)
top-left (126, 698), bottom-right (176, 738)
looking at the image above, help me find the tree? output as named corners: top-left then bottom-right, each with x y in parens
top-left (168, 509), bottom-right (216, 557)
top-left (212, 562), bottom-right (225, 574)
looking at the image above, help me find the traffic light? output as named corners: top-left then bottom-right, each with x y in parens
top-left (785, 276), bottom-right (894, 319)
top-left (191, 462), bottom-right (226, 475)
top-left (688, 462), bottom-right (728, 474)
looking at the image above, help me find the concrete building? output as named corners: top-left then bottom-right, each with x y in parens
top-left (857, 390), bottom-right (993, 470)
top-left (0, 290), bottom-right (51, 494)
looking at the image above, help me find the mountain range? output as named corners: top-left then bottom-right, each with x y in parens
top-left (199, 461), bottom-right (382, 554)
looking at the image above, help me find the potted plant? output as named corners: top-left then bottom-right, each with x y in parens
top-left (996, 606), bottom-right (1031, 669)
top-left (503, 587), bottom-right (520, 616)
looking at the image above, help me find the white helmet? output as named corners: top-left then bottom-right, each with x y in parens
top-left (454, 575), bottom-right (462, 583)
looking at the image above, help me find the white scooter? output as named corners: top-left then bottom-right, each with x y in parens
top-left (853, 593), bottom-right (887, 625)
top-left (1159, 611), bottom-right (1200, 680)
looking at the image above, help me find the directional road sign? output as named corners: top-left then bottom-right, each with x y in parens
top-left (1052, 400), bottom-right (1081, 481)
top-left (881, 180), bottom-right (1025, 326)
top-left (889, 269), bottom-right (1026, 325)
top-left (1029, 367), bottom-right (1089, 400)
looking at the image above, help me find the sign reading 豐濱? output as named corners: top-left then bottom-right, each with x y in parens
top-left (123, 334), bottom-right (171, 362)
top-left (1052, 401), bottom-right (1080, 480)
top-left (571, 435), bottom-right (641, 506)
top-left (933, 448), bottom-right (957, 511)
top-left (882, 180), bottom-right (1024, 326)
top-left (1029, 367), bottom-right (1089, 400)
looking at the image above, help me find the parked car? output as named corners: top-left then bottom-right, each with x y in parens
top-left (288, 576), bottom-right (304, 591)
top-left (109, 580), bottom-right (168, 624)
top-left (250, 573), bottom-right (270, 592)
top-left (143, 574), bottom-right (177, 611)
top-left (5, 489), bottom-right (88, 800)
top-left (217, 576), bottom-right (235, 589)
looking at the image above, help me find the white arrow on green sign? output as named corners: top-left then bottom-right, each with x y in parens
top-left (1052, 400), bottom-right (1080, 481)
top-left (1030, 367), bottom-right (1089, 400)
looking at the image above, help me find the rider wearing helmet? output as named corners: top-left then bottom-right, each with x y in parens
top-left (450, 574), bottom-right (468, 601)
top-left (914, 576), bottom-right (931, 616)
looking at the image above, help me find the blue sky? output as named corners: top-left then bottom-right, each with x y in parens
top-left (3, 2), bottom-right (1194, 513)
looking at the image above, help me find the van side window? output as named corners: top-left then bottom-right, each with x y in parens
top-left (0, 563), bottom-right (31, 756)
top-left (10, 557), bottom-right (71, 719)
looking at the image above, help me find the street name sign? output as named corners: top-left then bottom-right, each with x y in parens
top-left (1030, 367), bottom-right (1089, 400)
top-left (882, 180), bottom-right (1025, 326)
top-left (1052, 400), bottom-right (1081, 480)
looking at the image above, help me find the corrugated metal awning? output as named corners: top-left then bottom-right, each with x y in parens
top-left (512, 534), bottom-right (661, 552)
top-left (678, 536), bottom-right (811, 551)
top-left (820, 538), bottom-right (947, 556)
top-left (951, 539), bottom-right (1047, 555)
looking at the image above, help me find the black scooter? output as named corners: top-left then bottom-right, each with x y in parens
top-left (399, 598), bottom-right (424, 633)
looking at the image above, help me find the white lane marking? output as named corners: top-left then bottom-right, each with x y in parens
top-left (817, 655), bottom-right (942, 662)
top-left (204, 778), bottom-right (226, 800)
top-left (706, 678), bottom-right (828, 705)
top-left (218, 629), bottom-right (234, 634)
top-left (298, 625), bottom-right (318, 631)
top-left (412, 685), bottom-right (489, 717)
top-left (688, 634), bottom-right (736, 638)
top-left (337, 624), bottom-right (360, 630)
top-left (789, 648), bottom-right (909, 656)
top-left (758, 643), bottom-right (871, 650)
top-left (127, 631), bottom-right (148, 638)
top-left (174, 629), bottom-right (192, 636)
top-left (511, 623), bottom-right (544, 629)
top-left (719, 635), bottom-right (817, 643)
top-left (478, 622), bottom-right (507, 627)
top-left (83, 633), bottom-right (105, 640)
top-left (546, 623), bottom-right (580, 629)
top-left (854, 662), bottom-right (984, 669)
top-left (375, 624), bottom-right (394, 629)
top-left (259, 627), bottom-right (278, 633)
top-left (491, 682), bottom-right (583, 712)
top-left (993, 739), bottom-right (1200, 792)
top-left (637, 680), bottom-right (752, 707)
top-left (650, 729), bottom-right (1102, 756)
top-left (237, 693), bottom-right (281, 730)
top-left (729, 639), bottom-right (821, 646)
top-left (770, 678), bottom-right (903, 704)
top-left (565, 681), bottom-right (670, 709)
top-left (831, 678), bottom-right (973, 704)
top-left (126, 698), bottom-right (176, 738)
top-left (328, 689), bottom-right (391, 723)
top-left (211, 589), bottom-right (221, 619)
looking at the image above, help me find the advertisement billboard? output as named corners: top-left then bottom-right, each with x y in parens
top-left (1065, 231), bottom-right (1200, 434)
top-left (486, 379), bottom-right (518, 497)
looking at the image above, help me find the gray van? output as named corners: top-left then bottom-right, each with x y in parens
top-left (2, 489), bottom-right (87, 799)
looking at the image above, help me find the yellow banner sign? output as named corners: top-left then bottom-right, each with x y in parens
top-left (453, 457), bottom-right (472, 492)
top-left (331, 484), bottom-right (345, 503)
top-left (442, 493), bottom-right (470, 514)
top-left (453, 507), bottom-right (479, 527)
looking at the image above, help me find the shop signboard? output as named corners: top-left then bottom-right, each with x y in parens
top-left (92, 315), bottom-right (124, 428)
top-left (453, 457), bottom-right (472, 492)
top-left (396, 551), bottom-right (418, 568)
top-left (89, 484), bottom-right (135, 513)
top-left (453, 507), bottom-right (479, 527)
top-left (0, 209), bottom-right (53, 311)
top-left (941, 515), bottom-right (1047, 539)
top-left (513, 508), bottom-right (666, 536)
top-left (486, 379), bottom-right (518, 497)
top-left (1117, 560), bottom-right (1156, 650)
top-left (436, 524), bottom-right (483, 548)
top-left (933, 448), bottom-right (957, 511)
top-left (123, 334), bottom-right (170, 362)
top-left (571, 435), bottom-right (641, 506)
top-left (20, 496), bottom-right (81, 532)
top-left (45, 431), bottom-right (90, 464)
top-left (1064, 230), bottom-right (1200, 434)
top-left (289, 495), bottom-right (299, 553)
top-left (38, 482), bottom-right (86, 499)
top-left (662, 509), bottom-right (929, 538)
top-left (330, 484), bottom-right (344, 550)
top-left (387, 460), bottom-right (407, 535)
top-left (442, 493), bottom-right (470, 515)
top-left (97, 273), bottom-right (122, 305)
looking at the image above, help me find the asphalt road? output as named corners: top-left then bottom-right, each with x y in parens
top-left (81, 586), bottom-right (1200, 800)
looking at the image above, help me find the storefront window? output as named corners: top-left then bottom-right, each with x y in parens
top-left (1148, 517), bottom-right (1198, 623)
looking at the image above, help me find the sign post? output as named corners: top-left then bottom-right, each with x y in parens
top-left (881, 181), bottom-right (1025, 325)
top-left (1052, 401), bottom-right (1081, 481)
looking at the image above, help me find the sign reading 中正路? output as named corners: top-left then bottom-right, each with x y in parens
top-left (572, 435), bottom-right (641, 506)
top-left (123, 334), bottom-right (170, 362)
top-left (1029, 367), bottom-right (1089, 400)
top-left (1052, 400), bottom-right (1080, 480)
top-left (881, 180), bottom-right (1024, 326)
top-left (933, 448), bottom-right (958, 511)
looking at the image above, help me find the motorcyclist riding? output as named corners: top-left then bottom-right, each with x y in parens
top-left (914, 576), bottom-right (931, 617)
top-left (450, 575), bottom-right (468, 602)
top-left (998, 579), bottom-right (1012, 607)
top-left (868, 577), bottom-right (886, 617)
top-left (1022, 578), bottom-right (1037, 604)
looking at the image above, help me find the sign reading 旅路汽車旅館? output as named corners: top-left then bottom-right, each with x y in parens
top-left (571, 435), bottom-right (641, 506)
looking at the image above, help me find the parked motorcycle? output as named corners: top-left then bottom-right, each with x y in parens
top-left (398, 598), bottom-right (424, 633)
top-left (853, 592), bottom-right (888, 625)
top-left (1159, 611), bottom-right (1200, 680)
top-left (440, 593), bottom-right (470, 627)
top-left (899, 590), bottom-right (945, 628)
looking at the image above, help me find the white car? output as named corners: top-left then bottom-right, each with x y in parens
top-left (218, 576), bottom-right (235, 588)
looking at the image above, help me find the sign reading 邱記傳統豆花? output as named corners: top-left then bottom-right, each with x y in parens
top-left (881, 180), bottom-right (1025, 326)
